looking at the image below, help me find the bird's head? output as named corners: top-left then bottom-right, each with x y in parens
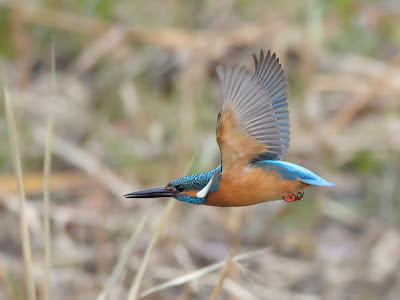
top-left (124, 167), bottom-right (220, 204)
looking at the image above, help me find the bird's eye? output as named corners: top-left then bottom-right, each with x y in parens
top-left (176, 185), bottom-right (185, 192)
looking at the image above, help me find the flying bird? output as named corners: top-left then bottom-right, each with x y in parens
top-left (124, 50), bottom-right (333, 206)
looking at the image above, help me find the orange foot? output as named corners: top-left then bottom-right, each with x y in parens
top-left (283, 191), bottom-right (304, 202)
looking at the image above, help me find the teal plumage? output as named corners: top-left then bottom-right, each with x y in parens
top-left (170, 166), bottom-right (221, 204)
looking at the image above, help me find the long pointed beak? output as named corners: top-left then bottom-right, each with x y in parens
top-left (124, 186), bottom-right (173, 199)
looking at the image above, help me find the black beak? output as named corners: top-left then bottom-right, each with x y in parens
top-left (124, 186), bottom-right (173, 199)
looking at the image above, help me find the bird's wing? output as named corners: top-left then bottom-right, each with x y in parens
top-left (253, 50), bottom-right (290, 155)
top-left (215, 64), bottom-right (285, 171)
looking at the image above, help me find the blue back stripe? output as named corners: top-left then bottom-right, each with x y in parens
top-left (254, 160), bottom-right (334, 186)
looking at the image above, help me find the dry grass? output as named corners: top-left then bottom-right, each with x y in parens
top-left (1, 0), bottom-right (400, 299)
top-left (139, 248), bottom-right (270, 298)
top-left (98, 214), bottom-right (148, 300)
top-left (41, 39), bottom-right (56, 300)
top-left (4, 86), bottom-right (36, 300)
top-left (127, 199), bottom-right (176, 300)
top-left (208, 252), bottom-right (233, 300)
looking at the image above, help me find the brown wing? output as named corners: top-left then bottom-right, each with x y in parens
top-left (215, 65), bottom-right (284, 171)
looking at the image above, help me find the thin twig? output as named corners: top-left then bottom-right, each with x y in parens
top-left (42, 39), bottom-right (56, 300)
top-left (42, 119), bottom-right (53, 300)
top-left (4, 86), bottom-right (37, 300)
top-left (208, 252), bottom-right (234, 300)
top-left (127, 199), bottom-right (176, 300)
top-left (98, 214), bottom-right (148, 300)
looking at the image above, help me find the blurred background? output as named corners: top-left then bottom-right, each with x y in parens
top-left (0, 0), bottom-right (400, 299)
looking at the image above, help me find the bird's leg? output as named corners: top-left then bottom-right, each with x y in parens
top-left (283, 192), bottom-right (297, 202)
top-left (283, 191), bottom-right (304, 202)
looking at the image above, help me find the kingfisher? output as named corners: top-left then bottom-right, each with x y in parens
top-left (124, 50), bottom-right (333, 206)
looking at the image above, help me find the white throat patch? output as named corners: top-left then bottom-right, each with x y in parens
top-left (196, 174), bottom-right (215, 198)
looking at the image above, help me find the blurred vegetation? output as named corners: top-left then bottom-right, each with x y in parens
top-left (0, 0), bottom-right (400, 299)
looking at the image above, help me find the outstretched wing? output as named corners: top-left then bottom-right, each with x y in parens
top-left (215, 65), bottom-right (285, 171)
top-left (253, 50), bottom-right (290, 154)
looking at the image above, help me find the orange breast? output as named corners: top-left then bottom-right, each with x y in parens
top-left (203, 166), bottom-right (309, 207)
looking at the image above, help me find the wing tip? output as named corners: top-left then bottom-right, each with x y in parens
top-left (252, 49), bottom-right (280, 64)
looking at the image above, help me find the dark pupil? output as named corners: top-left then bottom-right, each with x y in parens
top-left (176, 185), bottom-right (184, 192)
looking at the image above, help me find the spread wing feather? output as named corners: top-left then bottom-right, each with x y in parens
top-left (253, 50), bottom-right (290, 154)
top-left (216, 64), bottom-right (285, 169)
